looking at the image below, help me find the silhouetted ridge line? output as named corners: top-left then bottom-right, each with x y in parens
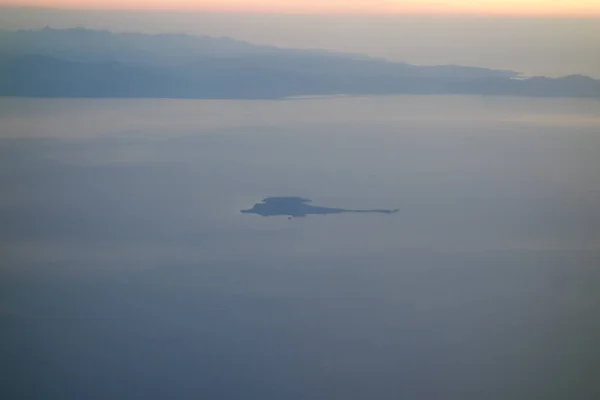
top-left (0, 28), bottom-right (598, 99)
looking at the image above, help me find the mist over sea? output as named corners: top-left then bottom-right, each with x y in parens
top-left (1, 95), bottom-right (599, 399)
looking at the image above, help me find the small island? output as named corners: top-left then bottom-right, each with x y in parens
top-left (241, 197), bottom-right (399, 218)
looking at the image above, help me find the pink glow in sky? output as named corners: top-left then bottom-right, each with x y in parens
top-left (2, 0), bottom-right (600, 16)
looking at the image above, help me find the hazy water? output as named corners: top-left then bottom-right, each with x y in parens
top-left (1, 96), bottom-right (600, 399)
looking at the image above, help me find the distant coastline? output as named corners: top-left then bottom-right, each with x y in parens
top-left (1, 28), bottom-right (599, 100)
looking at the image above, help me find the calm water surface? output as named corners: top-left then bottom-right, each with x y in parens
top-left (1, 96), bottom-right (599, 399)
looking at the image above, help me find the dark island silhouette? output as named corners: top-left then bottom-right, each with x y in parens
top-left (241, 197), bottom-right (399, 218)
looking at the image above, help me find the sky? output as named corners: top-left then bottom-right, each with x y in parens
top-left (2, 0), bottom-right (600, 16)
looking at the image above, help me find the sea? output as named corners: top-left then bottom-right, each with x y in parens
top-left (1, 95), bottom-right (599, 399)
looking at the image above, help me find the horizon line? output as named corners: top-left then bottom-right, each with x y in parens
top-left (2, 4), bottom-right (600, 18)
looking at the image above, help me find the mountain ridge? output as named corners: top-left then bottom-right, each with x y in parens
top-left (1, 28), bottom-right (599, 99)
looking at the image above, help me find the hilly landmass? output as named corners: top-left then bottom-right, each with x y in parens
top-left (1, 27), bottom-right (599, 99)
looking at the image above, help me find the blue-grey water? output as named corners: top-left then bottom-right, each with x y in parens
top-left (1, 96), bottom-right (599, 399)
